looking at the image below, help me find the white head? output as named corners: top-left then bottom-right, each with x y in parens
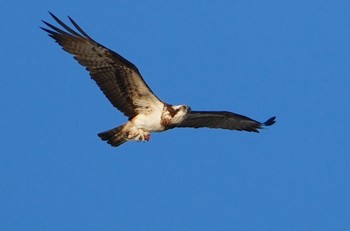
top-left (170, 105), bottom-right (191, 124)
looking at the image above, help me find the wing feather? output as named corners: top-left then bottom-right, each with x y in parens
top-left (41, 12), bottom-right (162, 118)
top-left (177, 111), bottom-right (276, 132)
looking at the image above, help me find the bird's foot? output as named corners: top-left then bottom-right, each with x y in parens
top-left (127, 129), bottom-right (151, 142)
top-left (144, 133), bottom-right (151, 141)
top-left (138, 130), bottom-right (150, 142)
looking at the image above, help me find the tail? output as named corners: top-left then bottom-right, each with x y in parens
top-left (98, 125), bottom-right (128, 147)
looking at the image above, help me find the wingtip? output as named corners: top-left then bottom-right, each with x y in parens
top-left (47, 11), bottom-right (57, 20)
top-left (263, 116), bottom-right (276, 126)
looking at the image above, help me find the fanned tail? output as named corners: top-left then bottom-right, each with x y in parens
top-left (98, 125), bottom-right (128, 147)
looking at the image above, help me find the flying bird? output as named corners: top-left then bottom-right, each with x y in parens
top-left (41, 13), bottom-right (276, 147)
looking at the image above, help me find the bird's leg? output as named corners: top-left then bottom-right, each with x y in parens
top-left (137, 130), bottom-right (150, 142)
top-left (127, 129), bottom-right (151, 142)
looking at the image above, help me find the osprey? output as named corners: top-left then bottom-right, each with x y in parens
top-left (41, 13), bottom-right (276, 147)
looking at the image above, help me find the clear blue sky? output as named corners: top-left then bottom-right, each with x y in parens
top-left (1, 1), bottom-right (349, 230)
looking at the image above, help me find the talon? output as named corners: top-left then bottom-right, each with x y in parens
top-left (125, 128), bottom-right (151, 142)
top-left (144, 133), bottom-right (151, 141)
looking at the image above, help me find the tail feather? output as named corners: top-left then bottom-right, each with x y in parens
top-left (98, 125), bottom-right (128, 147)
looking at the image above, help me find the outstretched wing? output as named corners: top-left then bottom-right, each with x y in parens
top-left (41, 12), bottom-right (163, 119)
top-left (176, 111), bottom-right (276, 132)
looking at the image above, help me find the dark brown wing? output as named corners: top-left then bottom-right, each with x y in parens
top-left (41, 12), bottom-right (163, 119)
top-left (176, 111), bottom-right (276, 132)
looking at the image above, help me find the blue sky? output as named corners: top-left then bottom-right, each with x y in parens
top-left (1, 0), bottom-right (350, 230)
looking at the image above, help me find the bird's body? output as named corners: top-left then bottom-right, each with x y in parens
top-left (41, 13), bottom-right (275, 147)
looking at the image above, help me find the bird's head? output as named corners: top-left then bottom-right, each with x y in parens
top-left (170, 105), bottom-right (191, 123)
top-left (173, 105), bottom-right (191, 113)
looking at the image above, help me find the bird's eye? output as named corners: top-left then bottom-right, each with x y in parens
top-left (181, 105), bottom-right (191, 112)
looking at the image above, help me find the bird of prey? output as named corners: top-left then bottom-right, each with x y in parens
top-left (41, 13), bottom-right (276, 147)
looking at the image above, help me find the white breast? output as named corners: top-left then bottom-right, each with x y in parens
top-left (131, 104), bottom-right (165, 132)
